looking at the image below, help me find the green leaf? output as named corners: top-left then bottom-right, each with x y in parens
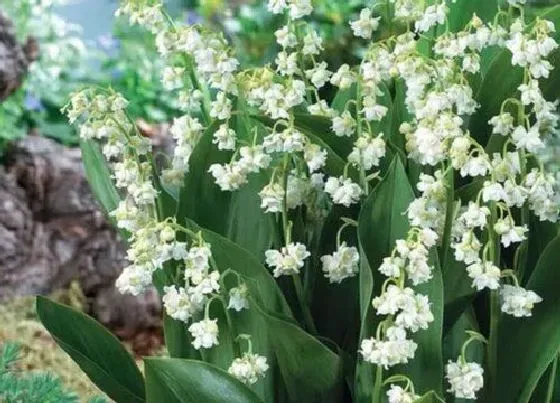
top-left (414, 390), bottom-right (444, 403)
top-left (355, 243), bottom-right (375, 403)
top-left (358, 157), bottom-right (415, 268)
top-left (530, 355), bottom-right (560, 403)
top-left (188, 223), bottom-right (343, 402)
top-left (523, 216), bottom-right (559, 284)
top-left (181, 223), bottom-right (289, 401)
top-left (196, 223), bottom-right (292, 317)
top-left (144, 358), bottom-right (262, 403)
top-left (495, 236), bottom-right (560, 402)
top-left (444, 0), bottom-right (499, 32)
top-left (252, 301), bottom-right (344, 403)
top-left (356, 157), bottom-right (443, 397)
top-left (162, 315), bottom-right (200, 361)
top-left (331, 84), bottom-right (355, 114)
top-left (36, 297), bottom-right (145, 403)
top-left (442, 256), bottom-right (475, 332)
top-left (356, 157), bottom-right (415, 402)
top-left (80, 139), bottom-right (120, 216)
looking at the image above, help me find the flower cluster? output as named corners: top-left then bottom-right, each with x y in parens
top-left (445, 359), bottom-right (484, 399)
top-left (228, 353), bottom-right (269, 384)
top-left (360, 326), bottom-right (417, 368)
top-left (65, 0), bottom-right (560, 397)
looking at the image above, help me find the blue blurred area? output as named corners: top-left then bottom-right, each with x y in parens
top-left (54, 0), bottom-right (117, 42)
top-left (54, 0), bottom-right (188, 41)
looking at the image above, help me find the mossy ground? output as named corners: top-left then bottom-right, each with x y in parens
top-left (0, 283), bottom-right (107, 401)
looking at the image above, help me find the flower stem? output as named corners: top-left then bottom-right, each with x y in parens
top-left (487, 202), bottom-right (501, 399)
top-left (515, 147), bottom-right (529, 282)
top-left (292, 274), bottom-right (317, 335)
top-left (439, 166), bottom-right (455, 267)
top-left (281, 152), bottom-right (316, 334)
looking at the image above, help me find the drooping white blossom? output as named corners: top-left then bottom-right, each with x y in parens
top-left (445, 359), bottom-right (484, 400)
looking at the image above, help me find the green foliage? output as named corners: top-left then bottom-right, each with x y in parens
top-left (145, 358), bottom-right (262, 402)
top-left (35, 1), bottom-right (560, 403)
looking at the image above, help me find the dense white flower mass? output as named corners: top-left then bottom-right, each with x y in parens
top-left (188, 318), bottom-right (219, 350)
top-left (68, 0), bottom-right (560, 394)
top-left (386, 385), bottom-right (418, 403)
top-left (372, 285), bottom-right (434, 332)
top-left (350, 8), bottom-right (380, 39)
top-left (360, 326), bottom-right (417, 368)
top-left (324, 176), bottom-right (363, 207)
top-left (162, 286), bottom-right (194, 322)
top-left (466, 261), bottom-right (501, 291)
top-left (446, 359), bottom-right (484, 399)
top-left (228, 284), bottom-right (250, 312)
top-left (321, 243), bottom-right (360, 283)
top-left (500, 285), bottom-right (543, 317)
top-left (348, 135), bottom-right (386, 170)
top-left (259, 183), bottom-right (285, 213)
top-left (265, 243), bottom-right (311, 277)
top-left (228, 353), bottom-right (269, 384)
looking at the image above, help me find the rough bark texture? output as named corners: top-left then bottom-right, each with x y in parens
top-left (0, 11), bottom-right (37, 102)
top-left (0, 136), bottom-right (161, 329)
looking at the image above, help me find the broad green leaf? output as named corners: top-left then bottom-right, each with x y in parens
top-left (358, 157), bottom-right (415, 268)
top-left (163, 315), bottom-right (200, 360)
top-left (187, 223), bottom-right (291, 401)
top-left (195, 223), bottom-right (292, 317)
top-left (529, 355), bottom-right (560, 403)
top-left (444, 0), bottom-right (499, 32)
top-left (252, 301), bottom-right (344, 403)
top-left (442, 256), bottom-right (475, 332)
top-left (187, 222), bottom-right (342, 402)
top-left (355, 157), bottom-right (415, 403)
top-left (332, 84), bottom-right (356, 114)
top-left (144, 358), bottom-right (262, 403)
top-left (36, 297), bottom-right (145, 403)
top-left (415, 390), bottom-right (444, 403)
top-left (355, 243), bottom-right (375, 403)
top-left (494, 236), bottom-right (560, 402)
top-left (443, 308), bottom-right (484, 365)
top-left (523, 216), bottom-right (558, 284)
top-left (80, 139), bottom-right (119, 216)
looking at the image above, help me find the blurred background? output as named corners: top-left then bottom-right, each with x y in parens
top-left (0, 0), bottom-right (558, 400)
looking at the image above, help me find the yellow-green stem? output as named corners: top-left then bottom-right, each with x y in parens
top-left (292, 274), bottom-right (317, 335)
top-left (440, 166), bottom-right (455, 267)
top-left (487, 202), bottom-right (501, 400)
